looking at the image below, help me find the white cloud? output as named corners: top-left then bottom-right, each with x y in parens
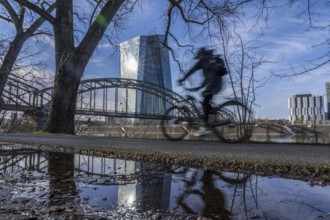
top-left (97, 43), bottom-right (113, 49)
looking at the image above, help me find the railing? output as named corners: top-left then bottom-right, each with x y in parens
top-left (2, 77), bottom-right (195, 119)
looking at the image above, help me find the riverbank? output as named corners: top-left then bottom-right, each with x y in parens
top-left (0, 133), bottom-right (329, 185)
top-left (78, 123), bottom-right (330, 144)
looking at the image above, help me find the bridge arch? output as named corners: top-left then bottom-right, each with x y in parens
top-left (3, 77), bottom-right (195, 119)
top-left (76, 78), bottom-right (193, 119)
top-left (2, 77), bottom-right (51, 111)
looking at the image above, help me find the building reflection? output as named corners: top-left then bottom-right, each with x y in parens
top-left (75, 154), bottom-right (172, 210)
top-left (117, 160), bottom-right (171, 210)
top-left (2, 147), bottom-right (330, 219)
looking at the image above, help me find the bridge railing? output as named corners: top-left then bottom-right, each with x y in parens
top-left (3, 77), bottom-right (52, 110)
top-left (2, 77), bottom-right (196, 119)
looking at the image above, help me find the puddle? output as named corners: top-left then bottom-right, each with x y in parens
top-left (1, 144), bottom-right (330, 219)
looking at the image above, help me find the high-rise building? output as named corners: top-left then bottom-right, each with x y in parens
top-left (326, 82), bottom-right (330, 120)
top-left (120, 35), bottom-right (172, 116)
top-left (288, 94), bottom-right (325, 125)
top-left (117, 160), bottom-right (171, 210)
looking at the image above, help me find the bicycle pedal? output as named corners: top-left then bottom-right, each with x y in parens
top-left (193, 128), bottom-right (212, 137)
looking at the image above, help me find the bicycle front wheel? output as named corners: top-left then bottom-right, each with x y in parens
top-left (212, 101), bottom-right (253, 143)
top-left (161, 106), bottom-right (192, 141)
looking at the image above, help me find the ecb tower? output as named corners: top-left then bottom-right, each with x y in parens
top-left (120, 35), bottom-right (172, 116)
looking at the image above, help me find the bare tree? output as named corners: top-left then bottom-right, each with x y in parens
top-left (15, 0), bottom-right (280, 134)
top-left (274, 0), bottom-right (330, 77)
top-left (16, 0), bottom-right (141, 134)
top-left (0, 0), bottom-right (55, 108)
top-left (220, 28), bottom-right (273, 114)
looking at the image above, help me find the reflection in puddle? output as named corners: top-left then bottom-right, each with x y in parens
top-left (1, 145), bottom-right (330, 219)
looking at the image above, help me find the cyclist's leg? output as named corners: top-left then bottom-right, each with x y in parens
top-left (192, 91), bottom-right (213, 136)
top-left (202, 94), bottom-right (213, 125)
top-left (203, 79), bottom-right (221, 126)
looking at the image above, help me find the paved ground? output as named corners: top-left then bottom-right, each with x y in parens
top-left (1, 133), bottom-right (330, 182)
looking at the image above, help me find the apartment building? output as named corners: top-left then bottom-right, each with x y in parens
top-left (288, 94), bottom-right (325, 125)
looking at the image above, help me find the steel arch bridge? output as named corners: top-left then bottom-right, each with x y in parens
top-left (0, 146), bottom-right (166, 183)
top-left (2, 76), bottom-right (194, 119)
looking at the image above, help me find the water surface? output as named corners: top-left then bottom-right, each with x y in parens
top-left (1, 145), bottom-right (329, 219)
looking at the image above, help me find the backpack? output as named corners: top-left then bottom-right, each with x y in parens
top-left (209, 55), bottom-right (228, 76)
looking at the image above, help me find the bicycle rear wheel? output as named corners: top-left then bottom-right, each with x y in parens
top-left (212, 101), bottom-right (253, 143)
top-left (161, 106), bottom-right (192, 141)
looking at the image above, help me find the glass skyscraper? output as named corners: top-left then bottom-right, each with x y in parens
top-left (120, 35), bottom-right (172, 115)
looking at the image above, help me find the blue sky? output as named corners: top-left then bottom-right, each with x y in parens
top-left (1, 1), bottom-right (329, 119)
top-left (84, 0), bottom-right (329, 119)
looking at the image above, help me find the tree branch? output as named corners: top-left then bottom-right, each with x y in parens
top-left (24, 2), bottom-right (56, 36)
top-left (0, 0), bottom-right (21, 28)
top-left (15, 0), bottom-right (56, 24)
top-left (0, 14), bottom-right (13, 23)
top-left (75, 0), bottom-right (125, 69)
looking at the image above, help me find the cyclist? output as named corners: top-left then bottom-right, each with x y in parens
top-left (178, 47), bottom-right (228, 136)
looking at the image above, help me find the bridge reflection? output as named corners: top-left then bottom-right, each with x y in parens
top-left (0, 146), bottom-right (172, 210)
top-left (0, 146), bottom-right (47, 173)
top-left (1, 146), bottom-right (329, 219)
top-left (0, 145), bottom-right (161, 178)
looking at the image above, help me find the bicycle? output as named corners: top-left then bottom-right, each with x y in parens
top-left (161, 85), bottom-right (254, 143)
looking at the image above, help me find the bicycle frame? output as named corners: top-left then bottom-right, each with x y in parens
top-left (161, 84), bottom-right (253, 142)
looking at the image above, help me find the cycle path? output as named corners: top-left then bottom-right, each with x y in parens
top-left (1, 132), bottom-right (330, 182)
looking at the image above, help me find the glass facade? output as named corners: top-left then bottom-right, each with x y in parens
top-left (120, 35), bottom-right (172, 115)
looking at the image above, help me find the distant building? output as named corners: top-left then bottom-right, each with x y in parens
top-left (326, 82), bottom-right (330, 119)
top-left (288, 94), bottom-right (325, 125)
top-left (120, 35), bottom-right (172, 116)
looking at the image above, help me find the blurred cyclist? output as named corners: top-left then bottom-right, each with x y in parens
top-left (178, 47), bottom-right (228, 136)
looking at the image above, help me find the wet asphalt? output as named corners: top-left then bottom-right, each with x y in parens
top-left (0, 132), bottom-right (329, 168)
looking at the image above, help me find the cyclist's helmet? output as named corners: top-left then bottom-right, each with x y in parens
top-left (195, 47), bottom-right (212, 59)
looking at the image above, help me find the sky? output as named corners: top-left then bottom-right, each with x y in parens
top-left (1, 0), bottom-right (329, 120)
top-left (84, 0), bottom-right (329, 120)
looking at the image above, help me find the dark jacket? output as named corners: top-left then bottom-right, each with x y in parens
top-left (183, 53), bottom-right (226, 96)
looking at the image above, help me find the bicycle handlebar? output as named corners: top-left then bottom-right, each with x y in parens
top-left (177, 80), bottom-right (203, 92)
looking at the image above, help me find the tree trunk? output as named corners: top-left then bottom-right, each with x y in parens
top-left (46, 0), bottom-right (125, 134)
top-left (0, 35), bottom-right (26, 105)
top-left (45, 55), bottom-right (82, 134)
top-left (45, 0), bottom-right (75, 134)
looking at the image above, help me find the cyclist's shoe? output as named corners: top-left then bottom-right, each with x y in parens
top-left (168, 118), bottom-right (189, 126)
top-left (194, 127), bottom-right (212, 136)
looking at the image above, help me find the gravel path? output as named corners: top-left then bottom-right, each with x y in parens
top-left (1, 132), bottom-right (330, 182)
